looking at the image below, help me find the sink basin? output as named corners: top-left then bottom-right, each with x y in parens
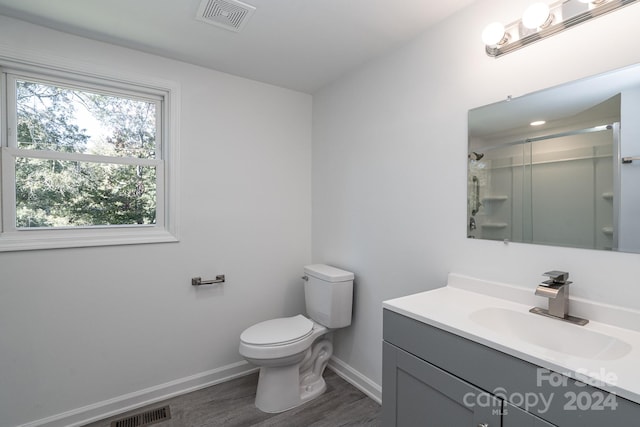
top-left (469, 307), bottom-right (632, 361)
top-left (383, 274), bottom-right (640, 403)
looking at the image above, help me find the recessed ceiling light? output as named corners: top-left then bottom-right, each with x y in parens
top-left (530, 120), bottom-right (546, 126)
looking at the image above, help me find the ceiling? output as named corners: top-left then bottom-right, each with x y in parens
top-left (0, 0), bottom-right (477, 93)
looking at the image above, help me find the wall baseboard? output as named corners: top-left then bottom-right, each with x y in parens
top-left (19, 357), bottom-right (379, 426)
top-left (20, 361), bottom-right (258, 427)
top-left (327, 356), bottom-right (382, 404)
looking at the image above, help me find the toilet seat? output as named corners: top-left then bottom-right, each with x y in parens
top-left (239, 315), bottom-right (328, 361)
top-left (241, 315), bottom-right (314, 346)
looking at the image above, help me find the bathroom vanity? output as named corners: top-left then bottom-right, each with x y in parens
top-left (382, 274), bottom-right (640, 427)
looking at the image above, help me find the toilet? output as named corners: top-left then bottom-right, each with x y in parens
top-left (239, 264), bottom-right (354, 413)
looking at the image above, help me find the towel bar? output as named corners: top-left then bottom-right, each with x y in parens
top-left (192, 275), bottom-right (225, 286)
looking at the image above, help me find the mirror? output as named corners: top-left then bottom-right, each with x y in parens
top-left (468, 63), bottom-right (640, 253)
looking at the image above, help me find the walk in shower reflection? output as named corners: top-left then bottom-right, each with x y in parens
top-left (468, 124), bottom-right (617, 251)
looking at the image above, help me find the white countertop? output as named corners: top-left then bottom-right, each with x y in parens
top-left (383, 273), bottom-right (640, 404)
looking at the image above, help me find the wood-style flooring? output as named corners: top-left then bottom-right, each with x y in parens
top-left (82, 369), bottom-right (381, 427)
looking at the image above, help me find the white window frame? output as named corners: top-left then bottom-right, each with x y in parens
top-left (0, 54), bottom-right (179, 251)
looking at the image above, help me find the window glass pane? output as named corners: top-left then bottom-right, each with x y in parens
top-left (16, 79), bottom-right (156, 159)
top-left (16, 157), bottom-right (157, 228)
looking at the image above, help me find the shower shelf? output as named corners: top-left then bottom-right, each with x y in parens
top-left (602, 226), bottom-right (614, 236)
top-left (481, 223), bottom-right (508, 229)
top-left (482, 195), bottom-right (508, 203)
top-left (602, 192), bottom-right (614, 201)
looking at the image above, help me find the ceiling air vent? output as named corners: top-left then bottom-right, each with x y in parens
top-left (196, 0), bottom-right (256, 33)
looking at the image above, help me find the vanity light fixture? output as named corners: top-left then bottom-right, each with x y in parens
top-left (483, 0), bottom-right (639, 57)
top-left (522, 2), bottom-right (553, 29)
top-left (482, 22), bottom-right (509, 46)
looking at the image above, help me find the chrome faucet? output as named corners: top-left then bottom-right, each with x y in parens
top-left (529, 271), bottom-right (588, 326)
top-left (536, 270), bottom-right (571, 318)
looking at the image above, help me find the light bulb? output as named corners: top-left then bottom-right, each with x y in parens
top-left (522, 2), bottom-right (552, 29)
top-left (482, 22), bottom-right (507, 46)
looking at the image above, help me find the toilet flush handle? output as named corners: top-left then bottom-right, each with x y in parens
top-left (302, 275), bottom-right (309, 281)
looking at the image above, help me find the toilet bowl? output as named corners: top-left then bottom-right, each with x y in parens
top-left (239, 264), bottom-right (354, 413)
top-left (239, 315), bottom-right (330, 412)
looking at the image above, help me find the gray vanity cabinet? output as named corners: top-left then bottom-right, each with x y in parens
top-left (503, 403), bottom-right (555, 426)
top-left (383, 309), bottom-right (640, 427)
top-left (383, 342), bottom-right (502, 426)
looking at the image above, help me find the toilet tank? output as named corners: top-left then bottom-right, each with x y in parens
top-left (303, 264), bottom-right (354, 328)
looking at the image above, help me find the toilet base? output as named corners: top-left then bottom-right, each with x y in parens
top-left (255, 363), bottom-right (303, 413)
top-left (254, 338), bottom-right (332, 413)
top-left (299, 375), bottom-right (327, 403)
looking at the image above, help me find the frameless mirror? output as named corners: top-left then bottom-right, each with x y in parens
top-left (468, 63), bottom-right (640, 253)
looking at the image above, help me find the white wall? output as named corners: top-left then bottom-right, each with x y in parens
top-left (313, 0), bottom-right (640, 390)
top-left (0, 16), bottom-right (312, 427)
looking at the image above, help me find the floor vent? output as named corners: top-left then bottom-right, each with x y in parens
top-left (110, 405), bottom-right (171, 427)
top-left (196, 0), bottom-right (256, 32)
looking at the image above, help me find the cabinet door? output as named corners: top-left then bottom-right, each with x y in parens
top-left (383, 342), bottom-right (501, 427)
top-left (503, 403), bottom-right (556, 427)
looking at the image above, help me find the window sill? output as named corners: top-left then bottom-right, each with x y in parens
top-left (0, 227), bottom-right (179, 252)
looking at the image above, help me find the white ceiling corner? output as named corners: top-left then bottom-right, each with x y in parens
top-left (0, 0), bottom-right (478, 93)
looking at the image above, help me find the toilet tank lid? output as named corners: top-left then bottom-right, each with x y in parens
top-left (304, 264), bottom-right (354, 282)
